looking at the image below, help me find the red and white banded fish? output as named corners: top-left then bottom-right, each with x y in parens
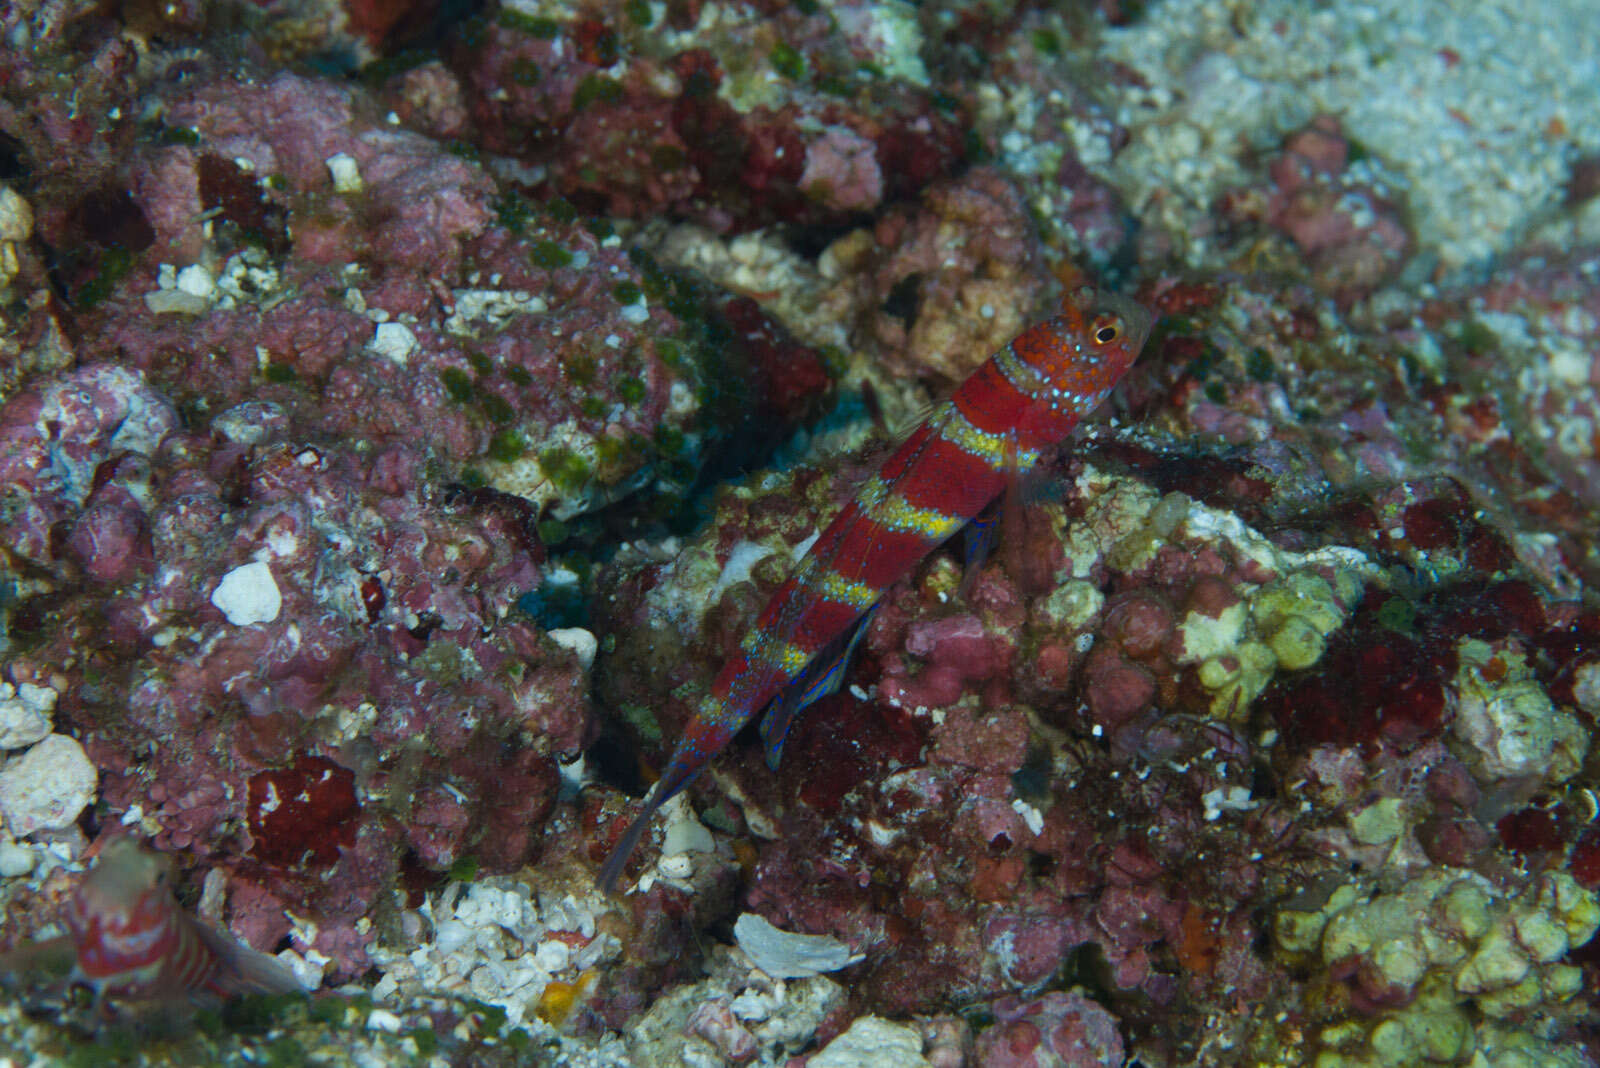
top-left (50, 838), bottom-right (301, 1004)
top-left (598, 288), bottom-right (1153, 890)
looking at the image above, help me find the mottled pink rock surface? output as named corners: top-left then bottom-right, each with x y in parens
top-left (2, 1), bottom-right (1598, 1066)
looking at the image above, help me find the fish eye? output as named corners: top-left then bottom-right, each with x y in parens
top-left (1091, 315), bottom-right (1121, 344)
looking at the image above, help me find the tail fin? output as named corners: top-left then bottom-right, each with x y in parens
top-left (595, 800), bottom-right (659, 893)
top-left (596, 745), bottom-right (716, 892)
top-left (192, 918), bottom-right (305, 997)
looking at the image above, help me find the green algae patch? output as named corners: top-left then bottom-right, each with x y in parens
top-left (412, 638), bottom-right (479, 687)
top-left (769, 42), bottom-right (805, 80)
top-left (487, 428), bottom-right (526, 463)
top-left (561, 352), bottom-right (598, 386)
top-left (572, 75), bottom-right (623, 112)
top-left (494, 192), bottom-right (535, 234)
top-left (529, 239), bottom-right (574, 270)
top-left (478, 390), bottom-right (516, 425)
top-left (616, 376), bottom-right (647, 405)
top-left (538, 446), bottom-right (593, 494)
top-left (510, 58), bottom-right (541, 87)
top-left (440, 366), bottom-right (475, 404)
top-left (497, 10), bottom-right (560, 37)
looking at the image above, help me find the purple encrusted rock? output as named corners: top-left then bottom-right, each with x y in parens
top-left (974, 991), bottom-right (1125, 1068)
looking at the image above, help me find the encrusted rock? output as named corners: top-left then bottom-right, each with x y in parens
top-left (1275, 867), bottom-right (1600, 1063)
top-left (809, 1016), bottom-right (931, 1068)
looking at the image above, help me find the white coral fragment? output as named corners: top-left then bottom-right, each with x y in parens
top-left (733, 914), bottom-right (863, 979)
top-left (0, 734), bottom-right (97, 837)
top-left (1452, 638), bottom-right (1588, 784)
top-left (211, 561), bottom-right (282, 625)
top-left (0, 681), bottom-right (56, 750)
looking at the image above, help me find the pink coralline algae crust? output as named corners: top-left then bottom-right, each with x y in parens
top-left (0, 26), bottom-right (145, 225)
top-left (454, 10), bottom-right (964, 230)
top-left (798, 124), bottom-right (885, 214)
top-left (20, 66), bottom-right (710, 524)
top-left (1218, 115), bottom-right (1414, 302)
top-left (1, 371), bottom-right (587, 979)
top-left (97, 72), bottom-right (497, 273)
top-left (0, 365), bottom-right (177, 571)
top-left (384, 60), bottom-right (473, 144)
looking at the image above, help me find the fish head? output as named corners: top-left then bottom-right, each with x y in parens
top-left (64, 838), bottom-right (180, 990)
top-left (1023, 287), bottom-right (1153, 411)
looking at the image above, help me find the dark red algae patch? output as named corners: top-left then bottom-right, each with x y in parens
top-left (1264, 578), bottom-right (1558, 756)
top-left (777, 690), bottom-right (925, 815)
top-left (246, 754), bottom-right (359, 870)
top-left (1436, 578), bottom-right (1547, 643)
top-left (1533, 607), bottom-right (1600, 711)
top-left (47, 182), bottom-right (156, 309)
top-left (1496, 803), bottom-right (1573, 860)
top-left (1396, 495), bottom-right (1517, 574)
top-left (1571, 826), bottom-right (1600, 890)
top-left (197, 152), bottom-right (289, 254)
top-left (717, 296), bottom-right (834, 428)
top-left (1091, 440), bottom-right (1274, 525)
top-left (1262, 589), bottom-right (1449, 752)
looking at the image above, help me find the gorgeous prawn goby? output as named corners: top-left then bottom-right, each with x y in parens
top-left (598, 288), bottom-right (1154, 891)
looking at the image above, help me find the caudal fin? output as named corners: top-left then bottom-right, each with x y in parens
top-left (192, 918), bottom-right (305, 997)
top-left (596, 801), bottom-right (659, 892)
